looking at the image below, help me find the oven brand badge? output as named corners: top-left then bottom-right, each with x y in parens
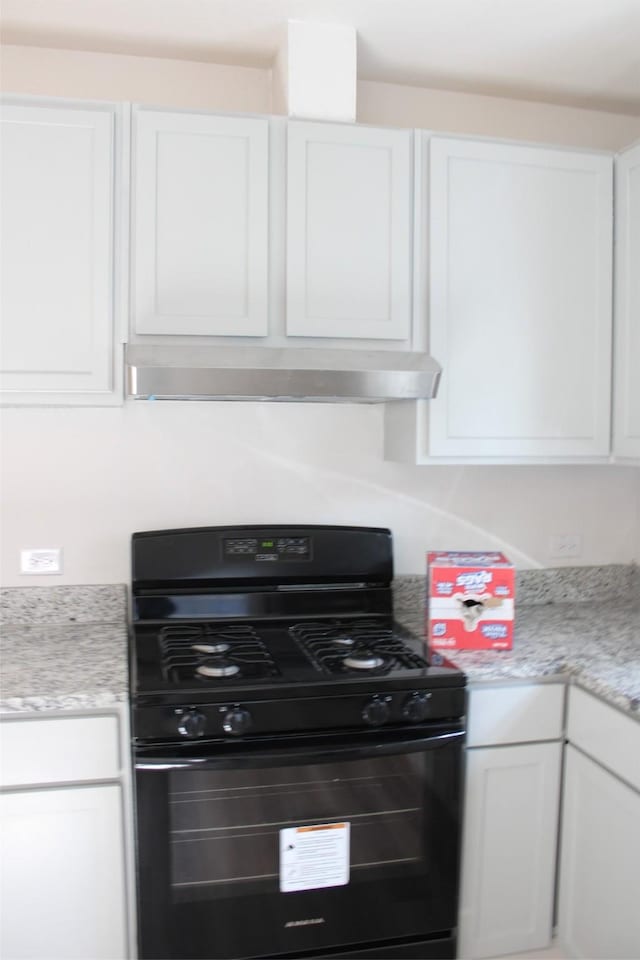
top-left (284, 918), bottom-right (326, 928)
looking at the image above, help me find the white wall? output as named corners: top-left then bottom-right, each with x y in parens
top-left (3, 44), bottom-right (639, 149)
top-left (1, 44), bottom-right (639, 585)
top-left (1, 404), bottom-right (638, 584)
top-left (357, 80), bottom-right (640, 151)
top-left (0, 44), bottom-right (271, 113)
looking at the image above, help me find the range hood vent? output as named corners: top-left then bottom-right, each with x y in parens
top-left (126, 345), bottom-right (441, 403)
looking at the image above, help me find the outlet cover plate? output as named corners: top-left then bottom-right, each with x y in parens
top-left (20, 548), bottom-right (63, 575)
top-left (549, 535), bottom-right (582, 559)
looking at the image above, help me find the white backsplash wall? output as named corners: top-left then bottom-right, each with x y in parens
top-left (0, 402), bottom-right (638, 585)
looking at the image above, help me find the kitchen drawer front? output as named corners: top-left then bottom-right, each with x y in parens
top-left (466, 683), bottom-right (565, 747)
top-left (0, 714), bottom-right (121, 787)
top-left (567, 686), bottom-right (640, 791)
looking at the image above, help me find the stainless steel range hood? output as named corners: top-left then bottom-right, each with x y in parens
top-left (126, 345), bottom-right (441, 403)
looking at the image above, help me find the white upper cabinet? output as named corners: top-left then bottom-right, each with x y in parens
top-left (132, 109), bottom-right (269, 337)
top-left (286, 121), bottom-right (412, 340)
top-left (387, 135), bottom-right (614, 463)
top-left (613, 141), bottom-right (640, 462)
top-left (428, 137), bottom-right (613, 459)
top-left (0, 100), bottom-right (122, 404)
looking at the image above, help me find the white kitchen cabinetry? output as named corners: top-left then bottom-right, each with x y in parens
top-left (458, 683), bottom-right (565, 959)
top-left (132, 107), bottom-right (269, 337)
top-left (557, 688), bottom-right (640, 959)
top-left (0, 709), bottom-right (133, 960)
top-left (386, 135), bottom-right (613, 463)
top-left (0, 99), bottom-right (124, 405)
top-left (286, 121), bottom-right (412, 341)
top-left (613, 141), bottom-right (640, 462)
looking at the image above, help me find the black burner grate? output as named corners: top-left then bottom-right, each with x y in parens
top-left (290, 619), bottom-right (426, 676)
top-left (159, 623), bottom-right (280, 683)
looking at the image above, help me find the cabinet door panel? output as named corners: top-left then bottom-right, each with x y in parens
top-left (458, 742), bottom-right (562, 958)
top-left (466, 683), bottom-right (565, 748)
top-left (0, 784), bottom-right (128, 959)
top-left (613, 141), bottom-right (640, 461)
top-left (133, 110), bottom-right (268, 336)
top-left (287, 121), bottom-right (411, 340)
top-left (558, 746), bottom-right (640, 958)
top-left (428, 137), bottom-right (613, 458)
top-left (567, 686), bottom-right (640, 791)
top-left (0, 103), bottom-right (117, 401)
top-left (1, 714), bottom-right (121, 787)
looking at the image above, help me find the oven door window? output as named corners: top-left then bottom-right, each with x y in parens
top-left (135, 736), bottom-right (462, 960)
top-left (172, 754), bottom-right (426, 891)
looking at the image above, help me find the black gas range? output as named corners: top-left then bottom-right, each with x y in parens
top-left (129, 525), bottom-right (466, 960)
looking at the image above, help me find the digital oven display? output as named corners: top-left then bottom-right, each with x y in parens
top-left (223, 536), bottom-right (311, 561)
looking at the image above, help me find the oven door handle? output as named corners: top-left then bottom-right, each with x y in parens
top-left (135, 727), bottom-right (465, 771)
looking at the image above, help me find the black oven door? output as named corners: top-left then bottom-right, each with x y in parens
top-left (134, 725), bottom-right (464, 960)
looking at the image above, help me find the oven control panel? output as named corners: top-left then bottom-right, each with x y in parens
top-left (136, 686), bottom-right (465, 743)
top-left (223, 536), bottom-right (311, 561)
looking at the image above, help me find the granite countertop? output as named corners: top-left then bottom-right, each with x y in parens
top-left (398, 600), bottom-right (640, 716)
top-left (0, 622), bottom-right (128, 713)
top-left (395, 566), bottom-right (640, 717)
top-left (1, 568), bottom-right (639, 717)
top-left (0, 586), bottom-right (128, 714)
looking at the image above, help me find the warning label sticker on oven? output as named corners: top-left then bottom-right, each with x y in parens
top-left (279, 822), bottom-right (350, 893)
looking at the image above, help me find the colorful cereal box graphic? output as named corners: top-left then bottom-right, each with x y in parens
top-left (427, 551), bottom-right (514, 651)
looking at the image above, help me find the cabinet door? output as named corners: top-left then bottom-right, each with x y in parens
top-left (428, 137), bottom-right (613, 459)
top-left (0, 102), bottom-right (120, 404)
top-left (558, 745), bottom-right (640, 959)
top-left (613, 141), bottom-right (640, 462)
top-left (458, 741), bottom-right (562, 958)
top-left (133, 109), bottom-right (269, 337)
top-left (287, 121), bottom-right (411, 340)
top-left (0, 784), bottom-right (128, 959)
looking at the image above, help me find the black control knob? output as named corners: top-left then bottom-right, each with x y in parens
top-left (362, 697), bottom-right (390, 727)
top-left (403, 692), bottom-right (432, 723)
top-left (223, 706), bottom-right (252, 737)
top-left (177, 709), bottom-right (206, 738)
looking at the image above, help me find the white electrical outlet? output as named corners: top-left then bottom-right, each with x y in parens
top-left (549, 535), bottom-right (582, 560)
top-left (20, 548), bottom-right (63, 575)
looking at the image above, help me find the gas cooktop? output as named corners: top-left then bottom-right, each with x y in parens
top-left (131, 614), bottom-right (457, 694)
top-left (129, 525), bottom-right (465, 742)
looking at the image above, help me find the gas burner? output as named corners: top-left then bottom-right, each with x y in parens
top-left (290, 618), bottom-right (427, 676)
top-left (192, 642), bottom-right (231, 655)
top-left (343, 652), bottom-right (386, 671)
top-left (158, 623), bottom-right (280, 684)
top-left (196, 660), bottom-right (241, 679)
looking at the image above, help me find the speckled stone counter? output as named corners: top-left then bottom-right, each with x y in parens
top-left (0, 623), bottom-right (128, 713)
top-left (2, 570), bottom-right (639, 716)
top-left (0, 585), bottom-right (128, 713)
top-left (394, 565), bottom-right (640, 717)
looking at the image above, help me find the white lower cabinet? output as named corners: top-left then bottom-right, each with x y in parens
top-left (0, 710), bottom-right (132, 960)
top-left (459, 742), bottom-right (563, 959)
top-left (458, 684), bottom-right (565, 959)
top-left (556, 687), bottom-right (640, 959)
top-left (0, 784), bottom-right (128, 959)
top-left (557, 746), bottom-right (640, 959)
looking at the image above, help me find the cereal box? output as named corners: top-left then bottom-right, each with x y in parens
top-left (427, 551), bottom-right (514, 651)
